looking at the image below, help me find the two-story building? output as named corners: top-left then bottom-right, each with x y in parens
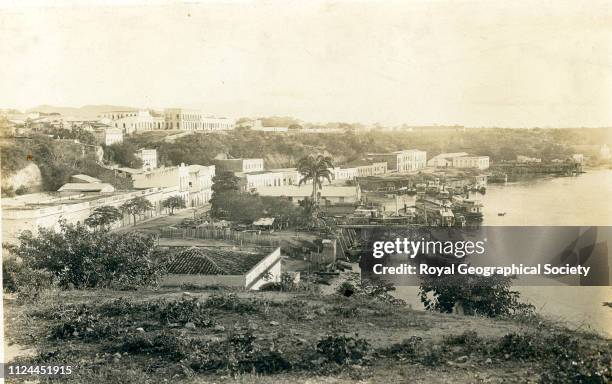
top-left (368, 149), bottom-right (427, 172)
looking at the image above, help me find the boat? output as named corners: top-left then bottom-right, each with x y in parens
top-left (498, 212), bottom-right (506, 216)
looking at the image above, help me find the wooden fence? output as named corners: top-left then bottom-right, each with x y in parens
top-left (160, 226), bottom-right (281, 247)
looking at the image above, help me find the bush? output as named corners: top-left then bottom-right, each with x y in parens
top-left (2, 257), bottom-right (55, 301)
top-left (316, 334), bottom-right (371, 365)
top-left (6, 220), bottom-right (170, 290)
top-left (418, 274), bottom-right (535, 317)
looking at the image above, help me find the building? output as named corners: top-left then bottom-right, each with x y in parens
top-left (164, 108), bottom-right (235, 131)
top-left (368, 149), bottom-right (427, 172)
top-left (517, 155), bottom-right (542, 163)
top-left (162, 246), bottom-right (282, 290)
top-left (345, 160), bottom-right (388, 177)
top-left (93, 127), bottom-right (123, 146)
top-left (186, 165), bottom-right (215, 207)
top-left (571, 154), bottom-right (585, 164)
top-left (600, 144), bottom-right (611, 160)
top-left (257, 184), bottom-right (361, 205)
top-left (70, 174), bottom-right (102, 183)
top-left (240, 170), bottom-right (285, 191)
top-left (131, 164), bottom-right (190, 203)
top-left (252, 126), bottom-right (289, 133)
top-left (2, 186), bottom-right (181, 244)
top-left (135, 149), bottom-right (158, 170)
top-left (101, 110), bottom-right (166, 134)
top-left (57, 183), bottom-right (115, 194)
top-left (427, 152), bottom-right (469, 167)
top-left (427, 152), bottom-right (490, 170)
top-left (452, 156), bottom-right (490, 170)
top-left (214, 158), bottom-right (264, 173)
top-left (268, 168), bottom-right (302, 185)
top-left (332, 166), bottom-right (359, 181)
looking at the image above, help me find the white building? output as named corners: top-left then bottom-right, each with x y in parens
top-left (2, 186), bottom-right (181, 244)
top-left (332, 166), bottom-right (359, 181)
top-left (101, 110), bottom-right (166, 134)
top-left (368, 149), bottom-right (427, 172)
top-left (93, 127), bottom-right (123, 146)
top-left (571, 154), bottom-right (585, 164)
top-left (187, 165), bottom-right (215, 207)
top-left (517, 155), bottom-right (542, 163)
top-left (135, 149), bottom-right (158, 170)
top-left (164, 108), bottom-right (235, 131)
top-left (427, 152), bottom-right (469, 167)
top-left (452, 156), bottom-right (490, 170)
top-left (257, 184), bottom-right (361, 205)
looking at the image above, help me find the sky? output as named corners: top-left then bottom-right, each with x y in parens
top-left (1, 0), bottom-right (611, 127)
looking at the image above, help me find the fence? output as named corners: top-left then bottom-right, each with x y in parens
top-left (160, 226), bottom-right (281, 247)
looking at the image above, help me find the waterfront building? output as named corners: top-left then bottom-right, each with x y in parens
top-left (427, 152), bottom-right (469, 167)
top-left (257, 184), bottom-right (361, 205)
top-left (345, 160), bottom-right (388, 177)
top-left (368, 149), bottom-right (427, 172)
top-left (452, 155), bottom-right (490, 170)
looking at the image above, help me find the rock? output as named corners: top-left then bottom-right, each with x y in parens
top-left (315, 308), bottom-right (326, 315)
top-left (213, 325), bottom-right (225, 332)
top-left (366, 322), bottom-right (375, 327)
top-left (182, 292), bottom-right (192, 297)
top-left (456, 355), bottom-right (469, 363)
top-left (248, 322), bottom-right (258, 330)
top-left (296, 338), bottom-right (307, 344)
top-left (113, 352), bottom-right (122, 359)
top-left (136, 327), bottom-right (145, 333)
top-left (269, 321), bottom-right (280, 326)
top-left (72, 331), bottom-right (79, 337)
top-left (184, 322), bottom-right (196, 330)
top-left (485, 358), bottom-right (492, 364)
top-left (504, 353), bottom-right (510, 360)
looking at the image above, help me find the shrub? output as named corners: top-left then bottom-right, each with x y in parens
top-left (418, 273), bottom-right (535, 317)
top-left (316, 334), bottom-right (371, 365)
top-left (2, 257), bottom-right (55, 301)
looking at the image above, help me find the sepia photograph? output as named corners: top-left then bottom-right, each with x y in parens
top-left (1, 1), bottom-right (611, 383)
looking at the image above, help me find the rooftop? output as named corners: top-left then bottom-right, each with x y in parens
top-left (166, 247), bottom-right (270, 275)
top-left (58, 183), bottom-right (115, 193)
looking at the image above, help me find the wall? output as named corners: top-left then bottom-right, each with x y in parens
top-left (245, 247), bottom-right (282, 290)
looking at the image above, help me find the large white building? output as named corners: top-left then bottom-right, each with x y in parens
top-left (2, 186), bottom-right (181, 244)
top-left (368, 149), bottom-right (427, 172)
top-left (452, 155), bottom-right (490, 170)
top-left (101, 110), bottom-right (166, 134)
top-left (428, 152), bottom-right (490, 170)
top-left (214, 158), bottom-right (264, 173)
top-left (130, 163), bottom-right (215, 207)
top-left (164, 108), bottom-right (235, 131)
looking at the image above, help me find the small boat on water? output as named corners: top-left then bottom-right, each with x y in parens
top-left (498, 212), bottom-right (507, 216)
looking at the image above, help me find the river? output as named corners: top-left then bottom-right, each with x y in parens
top-left (393, 169), bottom-right (612, 336)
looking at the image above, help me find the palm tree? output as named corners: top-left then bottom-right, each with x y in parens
top-left (297, 154), bottom-right (334, 204)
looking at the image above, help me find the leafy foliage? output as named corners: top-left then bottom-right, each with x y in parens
top-left (6, 220), bottom-right (169, 289)
top-left (85, 206), bottom-right (123, 230)
top-left (161, 195), bottom-right (186, 215)
top-left (297, 154), bottom-right (334, 204)
top-left (315, 334), bottom-right (371, 365)
top-left (418, 273), bottom-right (535, 318)
top-left (120, 196), bottom-right (153, 226)
top-left (103, 142), bottom-right (143, 168)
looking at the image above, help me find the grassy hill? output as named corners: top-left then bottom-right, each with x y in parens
top-left (4, 286), bottom-right (610, 383)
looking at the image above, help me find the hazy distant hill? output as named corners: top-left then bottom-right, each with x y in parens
top-left (28, 105), bottom-right (138, 119)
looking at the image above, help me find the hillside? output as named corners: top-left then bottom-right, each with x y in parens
top-left (4, 287), bottom-right (610, 383)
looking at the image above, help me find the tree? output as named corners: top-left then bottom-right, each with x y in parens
top-left (162, 195), bottom-right (186, 215)
top-left (103, 142), bottom-right (143, 168)
top-left (297, 154), bottom-right (334, 204)
top-left (85, 206), bottom-right (123, 230)
top-left (120, 196), bottom-right (153, 226)
top-left (211, 171), bottom-right (241, 194)
top-left (6, 220), bottom-right (168, 289)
